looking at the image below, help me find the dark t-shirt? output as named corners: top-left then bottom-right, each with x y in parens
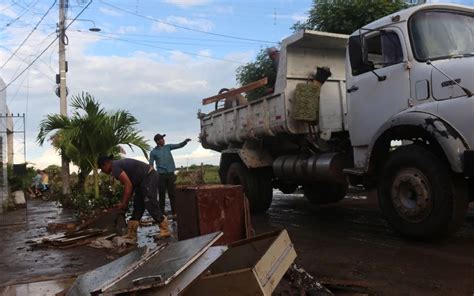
top-left (111, 159), bottom-right (151, 187)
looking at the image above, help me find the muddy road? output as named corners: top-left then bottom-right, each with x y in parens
top-left (253, 190), bottom-right (474, 296)
top-left (1, 193), bottom-right (473, 295)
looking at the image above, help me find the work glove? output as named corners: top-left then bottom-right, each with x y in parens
top-left (313, 67), bottom-right (332, 84)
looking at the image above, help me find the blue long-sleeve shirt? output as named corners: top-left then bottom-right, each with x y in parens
top-left (149, 141), bottom-right (188, 173)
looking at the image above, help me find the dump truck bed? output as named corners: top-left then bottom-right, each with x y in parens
top-left (200, 30), bottom-right (349, 152)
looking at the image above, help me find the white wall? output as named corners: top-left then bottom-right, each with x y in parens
top-left (0, 79), bottom-right (9, 213)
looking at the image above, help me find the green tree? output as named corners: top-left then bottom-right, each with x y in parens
top-left (37, 92), bottom-right (150, 199)
top-left (235, 0), bottom-right (409, 98)
top-left (235, 49), bottom-right (276, 101)
top-left (292, 0), bottom-right (409, 34)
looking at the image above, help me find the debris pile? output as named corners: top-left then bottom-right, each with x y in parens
top-left (28, 209), bottom-right (128, 250)
top-left (64, 230), bottom-right (296, 295)
top-left (275, 264), bottom-right (334, 296)
top-left (26, 228), bottom-right (107, 249)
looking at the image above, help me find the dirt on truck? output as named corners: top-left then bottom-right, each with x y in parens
top-left (198, 3), bottom-right (474, 239)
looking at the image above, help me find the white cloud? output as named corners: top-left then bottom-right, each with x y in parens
top-left (99, 7), bottom-right (123, 17)
top-left (2, 25), bottom-right (252, 170)
top-left (117, 26), bottom-right (137, 34)
top-left (174, 145), bottom-right (219, 166)
top-left (163, 0), bottom-right (212, 8)
top-left (198, 49), bottom-right (212, 57)
top-left (151, 16), bottom-right (213, 33)
top-left (152, 22), bottom-right (177, 33)
top-left (0, 4), bottom-right (18, 18)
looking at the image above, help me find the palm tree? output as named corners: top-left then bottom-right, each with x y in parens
top-left (37, 92), bottom-right (150, 199)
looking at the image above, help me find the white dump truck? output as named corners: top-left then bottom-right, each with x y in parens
top-left (198, 3), bottom-right (473, 238)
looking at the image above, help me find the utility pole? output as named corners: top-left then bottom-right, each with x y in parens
top-left (58, 0), bottom-right (70, 194)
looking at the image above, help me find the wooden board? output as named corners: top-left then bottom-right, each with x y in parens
top-left (183, 230), bottom-right (296, 296)
top-left (202, 78), bottom-right (267, 105)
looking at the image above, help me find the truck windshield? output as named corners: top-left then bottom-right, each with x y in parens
top-left (410, 10), bottom-right (474, 61)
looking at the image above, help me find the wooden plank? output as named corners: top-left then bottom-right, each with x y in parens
top-left (202, 78), bottom-right (267, 106)
top-left (184, 269), bottom-right (263, 296)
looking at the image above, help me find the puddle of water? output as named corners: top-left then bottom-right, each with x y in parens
top-left (0, 278), bottom-right (74, 296)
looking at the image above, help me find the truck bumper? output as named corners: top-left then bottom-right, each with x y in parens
top-left (464, 150), bottom-right (474, 177)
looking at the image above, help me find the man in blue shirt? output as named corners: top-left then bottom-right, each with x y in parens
top-left (149, 133), bottom-right (191, 216)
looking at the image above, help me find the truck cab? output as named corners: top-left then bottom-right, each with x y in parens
top-left (346, 4), bottom-right (473, 238)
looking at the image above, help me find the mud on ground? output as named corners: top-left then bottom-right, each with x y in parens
top-left (1, 193), bottom-right (473, 295)
top-left (253, 190), bottom-right (474, 296)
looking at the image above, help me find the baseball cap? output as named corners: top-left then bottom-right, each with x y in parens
top-left (154, 133), bottom-right (166, 141)
top-left (97, 155), bottom-right (113, 167)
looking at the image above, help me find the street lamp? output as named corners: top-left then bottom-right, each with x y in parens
top-left (57, 1), bottom-right (101, 194)
top-left (71, 18), bottom-right (101, 32)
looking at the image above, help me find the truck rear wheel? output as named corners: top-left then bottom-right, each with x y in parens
top-left (303, 182), bottom-right (347, 204)
top-left (225, 162), bottom-right (273, 213)
top-left (378, 145), bottom-right (468, 239)
top-left (277, 183), bottom-right (299, 194)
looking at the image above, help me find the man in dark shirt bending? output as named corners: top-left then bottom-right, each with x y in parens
top-left (97, 156), bottom-right (170, 240)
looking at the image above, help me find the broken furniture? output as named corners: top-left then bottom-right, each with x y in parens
top-left (184, 230), bottom-right (296, 296)
top-left (175, 184), bottom-right (252, 245)
top-left (65, 229), bottom-right (295, 295)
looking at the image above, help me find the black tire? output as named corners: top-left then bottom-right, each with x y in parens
top-left (303, 182), bottom-right (347, 204)
top-left (378, 145), bottom-right (468, 239)
top-left (225, 162), bottom-right (273, 213)
top-left (277, 183), bottom-right (299, 194)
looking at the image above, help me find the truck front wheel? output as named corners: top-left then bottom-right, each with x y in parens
top-left (378, 145), bottom-right (468, 239)
top-left (303, 182), bottom-right (347, 204)
top-left (225, 162), bottom-right (273, 213)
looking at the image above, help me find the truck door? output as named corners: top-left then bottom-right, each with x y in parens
top-left (346, 30), bottom-right (410, 148)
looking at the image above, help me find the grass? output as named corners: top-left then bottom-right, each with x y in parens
top-left (176, 165), bottom-right (220, 185)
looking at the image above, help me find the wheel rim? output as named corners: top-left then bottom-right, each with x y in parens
top-left (390, 168), bottom-right (432, 223)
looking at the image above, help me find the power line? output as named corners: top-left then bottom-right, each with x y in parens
top-left (0, 36), bottom-right (57, 82)
top-left (1, 0), bottom-right (40, 30)
top-left (0, 0), bottom-right (94, 92)
top-left (99, 0), bottom-right (277, 44)
top-left (0, 0), bottom-right (57, 69)
top-left (74, 30), bottom-right (262, 48)
top-left (84, 32), bottom-right (245, 64)
top-left (72, 29), bottom-right (273, 45)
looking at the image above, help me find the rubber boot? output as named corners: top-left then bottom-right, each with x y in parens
top-left (124, 220), bottom-right (140, 242)
top-left (156, 216), bottom-right (171, 239)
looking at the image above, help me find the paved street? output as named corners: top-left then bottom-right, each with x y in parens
top-left (253, 190), bottom-right (474, 296)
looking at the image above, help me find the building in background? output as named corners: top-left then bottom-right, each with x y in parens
top-left (0, 78), bottom-right (13, 214)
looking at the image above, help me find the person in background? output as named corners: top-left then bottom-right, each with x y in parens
top-left (265, 47), bottom-right (280, 94)
top-left (26, 170), bottom-right (42, 198)
top-left (149, 134), bottom-right (191, 217)
top-left (97, 155), bottom-right (171, 241)
top-left (39, 170), bottom-right (49, 192)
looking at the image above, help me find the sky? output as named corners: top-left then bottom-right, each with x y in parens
top-left (0, 0), bottom-right (473, 170)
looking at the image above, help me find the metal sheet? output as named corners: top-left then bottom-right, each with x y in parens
top-left (176, 185), bottom-right (247, 245)
top-left (104, 232), bottom-right (222, 294)
top-left (140, 246), bottom-right (228, 296)
top-left (66, 247), bottom-right (148, 296)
